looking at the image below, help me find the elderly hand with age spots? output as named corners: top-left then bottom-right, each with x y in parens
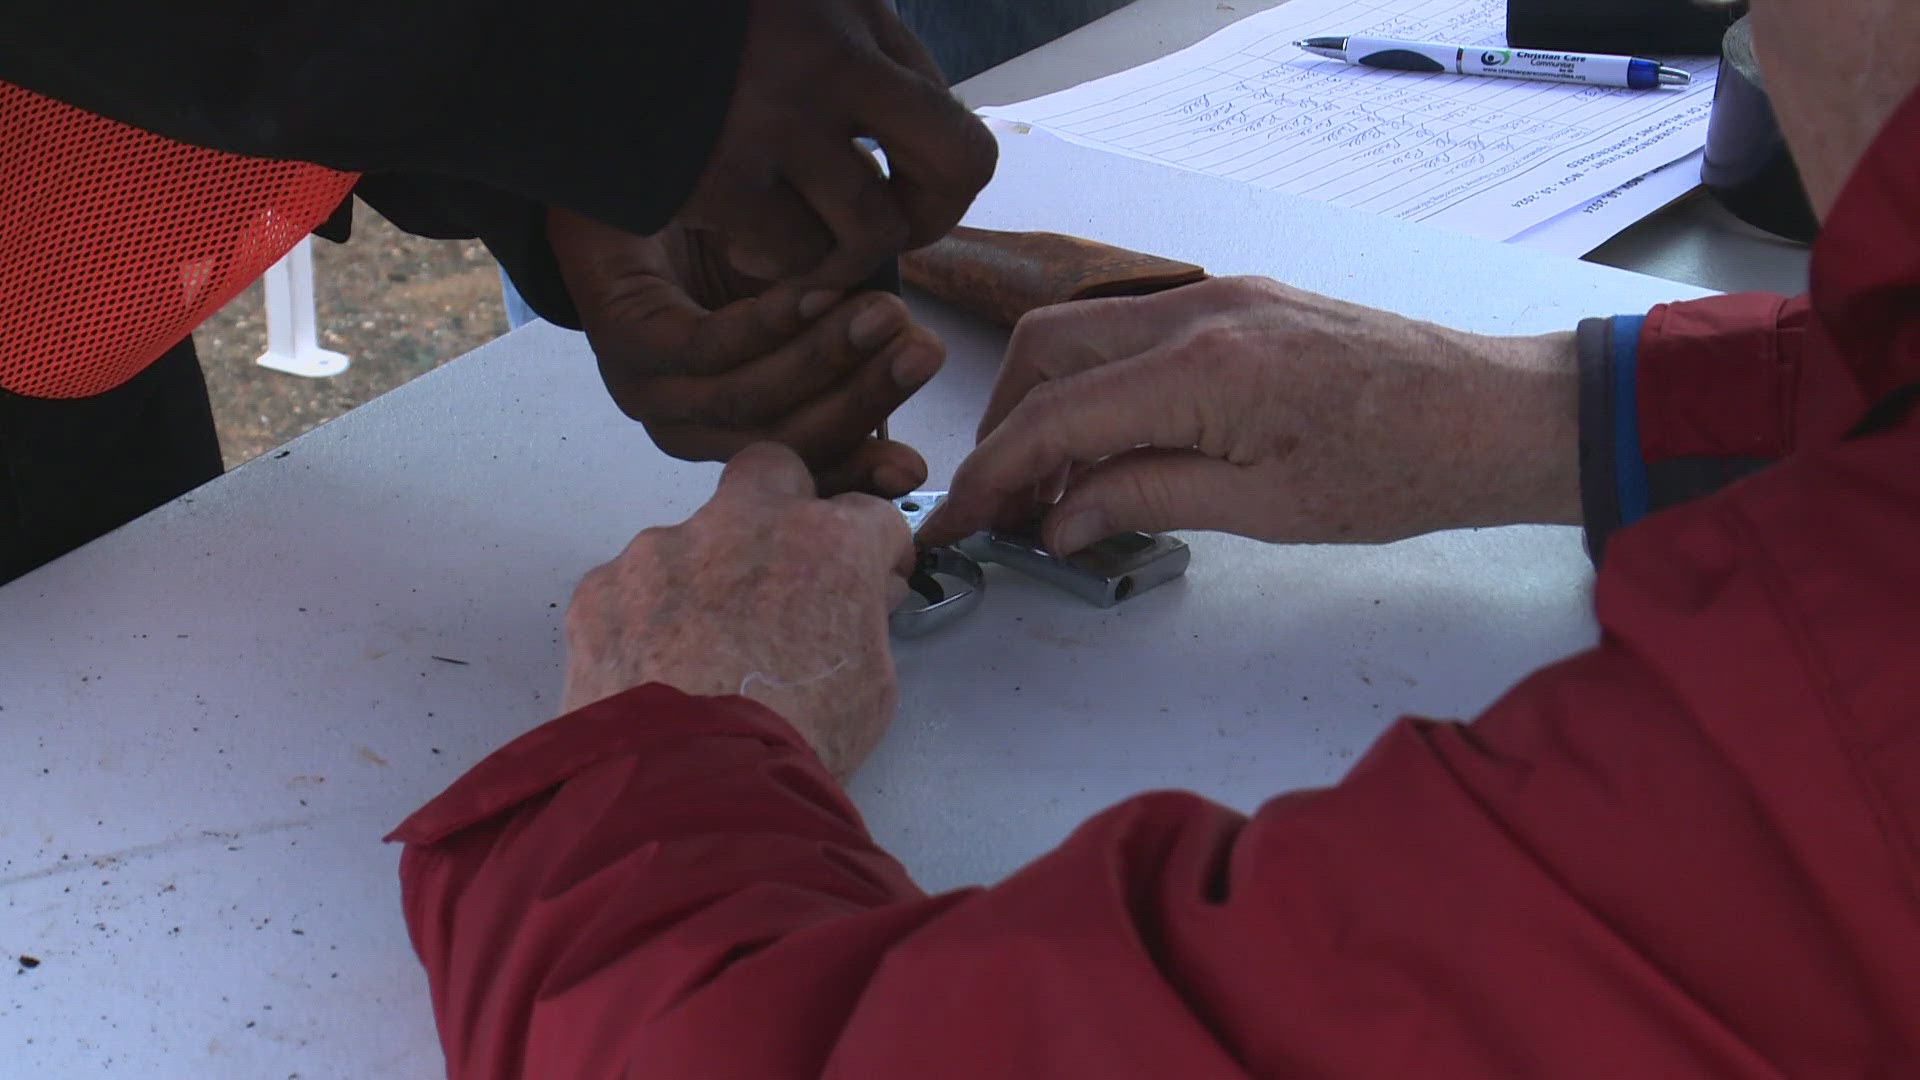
top-left (562, 443), bottom-right (916, 780)
top-left (916, 276), bottom-right (1586, 553)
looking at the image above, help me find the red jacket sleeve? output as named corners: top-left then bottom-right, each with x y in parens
top-left (393, 422), bottom-right (1920, 1080)
top-left (1635, 292), bottom-right (1868, 462)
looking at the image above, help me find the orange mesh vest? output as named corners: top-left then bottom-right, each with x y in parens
top-left (0, 79), bottom-right (361, 399)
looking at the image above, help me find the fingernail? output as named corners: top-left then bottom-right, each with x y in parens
top-left (848, 303), bottom-right (899, 352)
top-left (799, 290), bottom-right (839, 321)
top-left (874, 464), bottom-right (920, 495)
top-left (1051, 511), bottom-right (1109, 555)
top-left (891, 346), bottom-right (939, 389)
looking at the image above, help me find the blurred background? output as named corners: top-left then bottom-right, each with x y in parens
top-left (193, 202), bottom-right (509, 468)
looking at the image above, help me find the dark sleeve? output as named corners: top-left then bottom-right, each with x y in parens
top-left (1574, 292), bottom-right (1867, 561)
top-left (2, 1), bottom-right (748, 242)
top-left (348, 175), bottom-right (581, 328)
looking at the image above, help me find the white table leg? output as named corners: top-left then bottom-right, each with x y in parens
top-left (256, 236), bottom-right (350, 378)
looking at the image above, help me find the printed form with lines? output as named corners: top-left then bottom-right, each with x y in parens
top-left (982, 0), bottom-right (1719, 247)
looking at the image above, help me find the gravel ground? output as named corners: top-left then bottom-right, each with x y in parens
top-left (192, 201), bottom-right (514, 468)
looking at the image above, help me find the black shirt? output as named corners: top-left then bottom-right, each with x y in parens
top-left (2, 1), bottom-right (753, 325)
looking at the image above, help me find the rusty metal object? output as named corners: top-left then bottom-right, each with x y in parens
top-left (901, 226), bottom-right (1207, 327)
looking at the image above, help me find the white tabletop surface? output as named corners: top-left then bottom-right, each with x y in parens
top-left (3, 5), bottom-right (1742, 1077)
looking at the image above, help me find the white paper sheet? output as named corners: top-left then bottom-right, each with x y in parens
top-left (1507, 150), bottom-right (1703, 255)
top-left (981, 0), bottom-right (1718, 243)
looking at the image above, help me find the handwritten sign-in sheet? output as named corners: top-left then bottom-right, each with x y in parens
top-left (981, 0), bottom-right (1718, 242)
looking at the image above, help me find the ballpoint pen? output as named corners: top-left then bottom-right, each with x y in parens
top-left (1294, 36), bottom-right (1690, 90)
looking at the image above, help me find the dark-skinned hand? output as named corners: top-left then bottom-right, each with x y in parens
top-left (676, 0), bottom-right (998, 289)
top-left (549, 207), bottom-right (944, 497)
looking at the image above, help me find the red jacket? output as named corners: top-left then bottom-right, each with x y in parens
top-left (391, 89), bottom-right (1920, 1078)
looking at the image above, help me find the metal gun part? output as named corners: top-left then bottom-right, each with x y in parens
top-left (890, 545), bottom-right (986, 638)
top-left (889, 491), bottom-right (983, 637)
top-left (892, 491), bottom-right (1190, 617)
top-left (956, 529), bottom-right (1190, 608)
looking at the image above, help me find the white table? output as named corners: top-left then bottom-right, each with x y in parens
top-left (2, 6), bottom-right (1737, 1077)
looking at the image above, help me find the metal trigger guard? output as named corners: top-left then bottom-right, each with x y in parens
top-left (891, 545), bottom-right (986, 638)
top-left (890, 492), bottom-right (985, 638)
